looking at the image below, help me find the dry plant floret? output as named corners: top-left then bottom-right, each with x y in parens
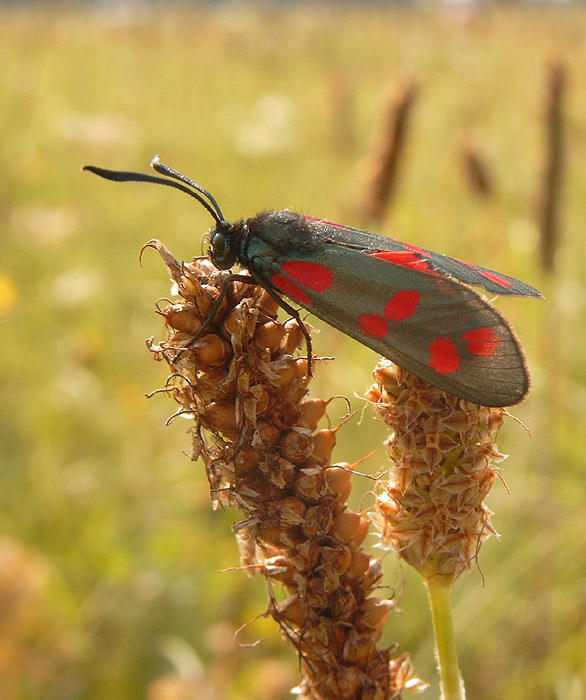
top-left (145, 240), bottom-right (423, 700)
top-left (364, 360), bottom-right (513, 700)
top-left (366, 360), bottom-right (506, 581)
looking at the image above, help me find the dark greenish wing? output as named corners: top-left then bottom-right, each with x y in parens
top-left (301, 215), bottom-right (542, 298)
top-left (252, 243), bottom-right (529, 406)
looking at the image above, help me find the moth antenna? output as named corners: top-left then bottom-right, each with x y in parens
top-left (150, 156), bottom-right (225, 222)
top-left (82, 164), bottom-right (223, 226)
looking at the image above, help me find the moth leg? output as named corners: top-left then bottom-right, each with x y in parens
top-left (186, 273), bottom-right (253, 347)
top-left (186, 271), bottom-right (314, 376)
top-left (247, 273), bottom-right (314, 376)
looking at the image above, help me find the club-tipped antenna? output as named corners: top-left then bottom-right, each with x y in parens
top-left (150, 156), bottom-right (225, 223)
top-left (82, 160), bottom-right (224, 226)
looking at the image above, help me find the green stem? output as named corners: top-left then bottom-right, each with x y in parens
top-left (424, 575), bottom-right (465, 700)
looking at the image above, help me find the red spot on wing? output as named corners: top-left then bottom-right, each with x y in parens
top-left (357, 290), bottom-right (420, 345)
top-left (478, 270), bottom-right (513, 289)
top-left (370, 250), bottom-right (439, 275)
top-left (384, 290), bottom-right (420, 321)
top-left (358, 314), bottom-right (388, 339)
top-left (428, 337), bottom-right (460, 375)
top-left (454, 259), bottom-right (513, 290)
top-left (404, 243), bottom-right (429, 256)
top-left (281, 261), bottom-right (334, 292)
top-left (462, 327), bottom-right (502, 357)
top-left (271, 274), bottom-right (312, 306)
top-left (303, 215), bottom-right (345, 229)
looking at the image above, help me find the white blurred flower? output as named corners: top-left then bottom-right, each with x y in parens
top-left (233, 93), bottom-right (297, 157)
top-left (49, 267), bottom-right (103, 307)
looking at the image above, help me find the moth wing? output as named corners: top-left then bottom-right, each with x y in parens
top-left (259, 245), bottom-right (529, 406)
top-left (304, 217), bottom-right (541, 298)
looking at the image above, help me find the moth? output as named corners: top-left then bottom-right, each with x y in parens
top-left (84, 157), bottom-right (541, 407)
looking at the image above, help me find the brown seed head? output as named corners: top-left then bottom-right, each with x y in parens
top-left (368, 359), bottom-right (505, 580)
top-left (147, 241), bottom-right (421, 698)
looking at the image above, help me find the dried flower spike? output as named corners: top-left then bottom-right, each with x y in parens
top-left (367, 358), bottom-right (510, 700)
top-left (368, 358), bottom-right (506, 580)
top-left (146, 241), bottom-right (423, 700)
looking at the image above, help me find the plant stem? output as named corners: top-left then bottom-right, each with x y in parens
top-left (424, 574), bottom-right (465, 700)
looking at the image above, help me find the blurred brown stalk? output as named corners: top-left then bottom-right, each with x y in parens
top-left (461, 143), bottom-right (494, 198)
top-left (361, 82), bottom-right (417, 224)
top-left (537, 60), bottom-right (566, 274)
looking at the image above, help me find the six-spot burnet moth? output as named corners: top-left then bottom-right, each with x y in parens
top-left (84, 156), bottom-right (542, 407)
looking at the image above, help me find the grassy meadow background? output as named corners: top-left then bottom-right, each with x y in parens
top-left (1, 3), bottom-right (585, 699)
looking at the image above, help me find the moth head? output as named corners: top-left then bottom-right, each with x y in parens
top-left (209, 221), bottom-right (238, 270)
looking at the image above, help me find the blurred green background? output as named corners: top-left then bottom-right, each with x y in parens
top-left (1, 3), bottom-right (585, 699)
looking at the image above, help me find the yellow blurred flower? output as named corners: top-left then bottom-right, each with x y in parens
top-left (0, 275), bottom-right (17, 313)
